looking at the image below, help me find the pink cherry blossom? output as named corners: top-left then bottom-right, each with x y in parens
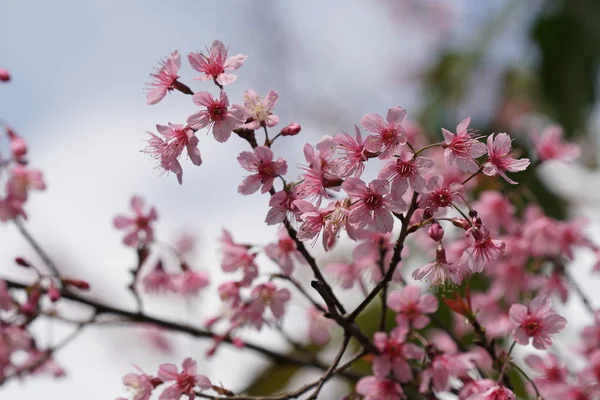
top-left (220, 230), bottom-right (258, 286)
top-left (362, 106), bottom-right (408, 159)
top-left (373, 323), bottom-right (424, 382)
top-left (342, 177), bottom-right (406, 234)
top-left (413, 244), bottom-right (464, 287)
top-left (321, 198), bottom-right (358, 251)
top-left (334, 125), bottom-right (368, 178)
top-left (356, 376), bottom-right (405, 400)
top-left (7, 128), bottom-right (27, 161)
top-left (264, 227), bottom-right (305, 275)
top-left (472, 191), bottom-right (516, 234)
top-left (442, 117), bottom-right (487, 172)
top-left (296, 137), bottom-right (342, 205)
top-left (217, 281), bottom-right (242, 307)
top-left (418, 174), bottom-right (463, 213)
top-left (482, 133), bottom-right (530, 184)
top-left (242, 90), bottom-right (280, 130)
top-left (459, 225), bottom-right (505, 273)
top-left (187, 91), bottom-right (245, 143)
top-left (142, 262), bottom-right (178, 294)
top-left (306, 306), bottom-right (334, 346)
top-left (0, 280), bottom-right (13, 311)
top-left (265, 187), bottom-right (300, 225)
top-left (237, 146), bottom-right (287, 195)
top-left (6, 165), bottom-right (46, 202)
top-left (143, 123), bottom-right (201, 184)
top-left (250, 282), bottom-right (290, 320)
top-left (188, 40), bottom-right (247, 86)
top-left (509, 296), bottom-right (567, 350)
top-left (388, 285), bottom-right (438, 329)
top-left (420, 353), bottom-right (474, 393)
top-left (468, 385), bottom-right (515, 400)
top-left (524, 353), bottom-right (568, 393)
top-left (175, 270), bottom-right (210, 297)
top-left (157, 357), bottom-right (211, 400)
top-left (294, 200), bottom-right (328, 243)
top-left (379, 151), bottom-right (434, 199)
top-left (352, 230), bottom-right (393, 268)
top-left (113, 196), bottom-right (158, 247)
top-left (325, 259), bottom-right (367, 290)
top-left (0, 67), bottom-right (10, 82)
top-left (119, 370), bottom-right (154, 400)
top-left (145, 50), bottom-right (181, 105)
top-left (533, 124), bottom-right (581, 163)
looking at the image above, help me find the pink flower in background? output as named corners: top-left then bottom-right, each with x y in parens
top-left (250, 282), bottom-right (291, 320)
top-left (176, 270), bottom-right (210, 297)
top-left (419, 353), bottom-right (474, 393)
top-left (242, 90), bottom-right (280, 130)
top-left (265, 227), bottom-right (305, 275)
top-left (413, 244), bottom-right (464, 287)
top-left (335, 125), bottom-right (368, 178)
top-left (118, 370), bottom-right (154, 400)
top-left (342, 177), bottom-right (406, 233)
top-left (459, 379), bottom-right (496, 400)
top-left (482, 133), bottom-right (530, 184)
top-left (220, 230), bottom-right (258, 286)
top-left (388, 285), bottom-right (438, 329)
top-left (7, 128), bottom-right (28, 161)
top-left (143, 123), bottom-right (201, 184)
top-left (188, 40), bottom-right (247, 86)
top-left (379, 151), bottom-right (434, 198)
top-left (373, 323), bottom-right (424, 382)
top-left (141, 325), bottom-right (173, 354)
top-left (307, 306), bottom-right (334, 345)
top-left (459, 225), bottom-right (505, 273)
top-left (468, 385), bottom-right (515, 400)
top-left (325, 259), bottom-right (367, 290)
top-left (142, 262), bottom-right (178, 294)
top-left (157, 358), bottom-right (211, 400)
top-left (524, 353), bottom-right (568, 393)
top-left (0, 67), bottom-right (10, 82)
top-left (362, 106), bottom-right (408, 159)
top-left (113, 196), bottom-right (158, 247)
top-left (146, 50), bottom-right (181, 105)
top-left (442, 117), bottom-right (487, 172)
top-left (472, 191), bottom-right (516, 234)
top-left (356, 376), bottom-right (405, 400)
top-left (533, 125), bottom-right (581, 163)
top-left (187, 91), bottom-right (245, 143)
top-left (237, 146), bottom-right (287, 195)
top-left (509, 296), bottom-right (567, 350)
top-left (6, 165), bottom-right (46, 201)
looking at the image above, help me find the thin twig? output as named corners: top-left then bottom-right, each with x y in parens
top-left (14, 218), bottom-right (60, 277)
top-left (307, 335), bottom-right (351, 399)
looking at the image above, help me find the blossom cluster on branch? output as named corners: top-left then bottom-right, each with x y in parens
top-left (1, 39), bottom-right (600, 400)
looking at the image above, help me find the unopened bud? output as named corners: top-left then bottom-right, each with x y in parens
top-left (15, 257), bottom-right (31, 268)
top-left (61, 278), bottom-right (90, 291)
top-left (422, 208), bottom-right (433, 220)
top-left (7, 128), bottom-right (28, 159)
top-left (428, 222), bottom-right (444, 242)
top-left (48, 281), bottom-right (61, 302)
top-left (0, 68), bottom-right (10, 82)
top-left (280, 123), bottom-right (301, 136)
top-left (450, 218), bottom-right (470, 230)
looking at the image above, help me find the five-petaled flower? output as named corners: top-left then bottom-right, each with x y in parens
top-left (237, 146), bottom-right (287, 195)
top-left (509, 296), bottom-right (567, 350)
top-left (362, 106), bottom-right (408, 159)
top-left (482, 133), bottom-right (530, 184)
top-left (113, 196), bottom-right (158, 247)
top-left (388, 285), bottom-right (438, 329)
top-left (145, 50), bottom-right (181, 105)
top-left (442, 116), bottom-right (487, 172)
top-left (188, 40), bottom-right (247, 86)
top-left (157, 357), bottom-right (212, 400)
top-left (242, 90), bottom-right (280, 130)
top-left (187, 91), bottom-right (245, 143)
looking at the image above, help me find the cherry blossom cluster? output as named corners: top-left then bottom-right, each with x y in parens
top-left (2, 39), bottom-right (600, 400)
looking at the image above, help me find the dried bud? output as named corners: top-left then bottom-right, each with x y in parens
top-left (0, 68), bottom-right (10, 82)
top-left (428, 222), bottom-right (444, 242)
top-left (450, 217), bottom-right (470, 230)
top-left (422, 208), bottom-right (433, 220)
top-left (61, 278), bottom-right (90, 291)
top-left (280, 123), bottom-right (301, 136)
top-left (15, 257), bottom-right (31, 268)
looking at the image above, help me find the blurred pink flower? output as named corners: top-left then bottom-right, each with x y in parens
top-left (157, 358), bottom-right (211, 400)
top-left (388, 285), bottom-right (438, 329)
top-left (509, 296), bottom-right (566, 350)
top-left (533, 124), bottom-right (580, 163)
top-left (373, 323), bottom-right (423, 382)
top-left (356, 376), bottom-right (404, 399)
top-left (7, 165), bottom-right (46, 202)
top-left (113, 196), bottom-right (158, 247)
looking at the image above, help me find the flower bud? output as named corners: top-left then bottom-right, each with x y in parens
top-left (422, 208), bottom-right (433, 220)
top-left (0, 68), bottom-right (10, 82)
top-left (15, 257), bottom-right (31, 268)
top-left (48, 281), bottom-right (61, 302)
top-left (61, 278), bottom-right (90, 291)
top-left (428, 222), bottom-right (444, 241)
top-left (280, 123), bottom-right (301, 136)
top-left (7, 128), bottom-right (28, 160)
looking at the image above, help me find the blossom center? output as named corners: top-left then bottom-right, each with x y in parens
top-left (208, 103), bottom-right (227, 121)
top-left (365, 193), bottom-right (383, 210)
top-left (523, 317), bottom-right (541, 336)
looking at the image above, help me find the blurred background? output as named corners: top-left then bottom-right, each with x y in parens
top-left (2, 0), bottom-right (600, 398)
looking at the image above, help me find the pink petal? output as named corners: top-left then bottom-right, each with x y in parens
top-left (224, 54), bottom-right (247, 70)
top-left (192, 91), bottom-right (214, 107)
top-left (216, 73), bottom-right (237, 86)
top-left (508, 304), bottom-right (528, 325)
top-left (113, 216), bottom-right (134, 229)
top-left (182, 357), bottom-right (197, 375)
top-left (361, 113), bottom-right (386, 133)
top-left (238, 175), bottom-right (262, 195)
top-left (157, 363), bottom-right (179, 381)
top-left (456, 117), bottom-right (471, 135)
top-left (212, 121), bottom-right (232, 143)
top-left (386, 106), bottom-right (407, 127)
